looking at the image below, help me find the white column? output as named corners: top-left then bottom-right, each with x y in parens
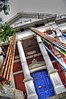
top-left (10, 74), bottom-right (15, 89)
top-left (17, 40), bottom-right (38, 99)
top-left (37, 36), bottom-right (56, 73)
top-left (37, 36), bottom-right (66, 94)
top-left (0, 47), bottom-right (3, 67)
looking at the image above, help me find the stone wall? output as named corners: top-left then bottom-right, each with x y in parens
top-left (0, 83), bottom-right (24, 99)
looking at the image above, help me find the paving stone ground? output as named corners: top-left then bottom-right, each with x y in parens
top-left (0, 83), bottom-right (66, 99)
top-left (47, 92), bottom-right (66, 99)
top-left (0, 83), bottom-right (24, 99)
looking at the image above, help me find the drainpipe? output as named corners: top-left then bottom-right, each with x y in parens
top-left (0, 47), bottom-right (3, 67)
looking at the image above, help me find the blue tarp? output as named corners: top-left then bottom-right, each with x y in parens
top-left (31, 70), bottom-right (55, 99)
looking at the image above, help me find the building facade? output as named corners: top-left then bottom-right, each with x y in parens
top-left (0, 12), bottom-right (66, 99)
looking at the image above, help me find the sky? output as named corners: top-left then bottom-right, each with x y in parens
top-left (0, 0), bottom-right (66, 22)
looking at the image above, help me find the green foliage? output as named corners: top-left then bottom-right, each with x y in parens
top-left (0, 23), bottom-right (16, 42)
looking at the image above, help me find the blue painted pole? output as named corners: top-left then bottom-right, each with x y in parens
top-left (42, 43), bottom-right (66, 70)
top-left (62, 32), bottom-right (66, 37)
